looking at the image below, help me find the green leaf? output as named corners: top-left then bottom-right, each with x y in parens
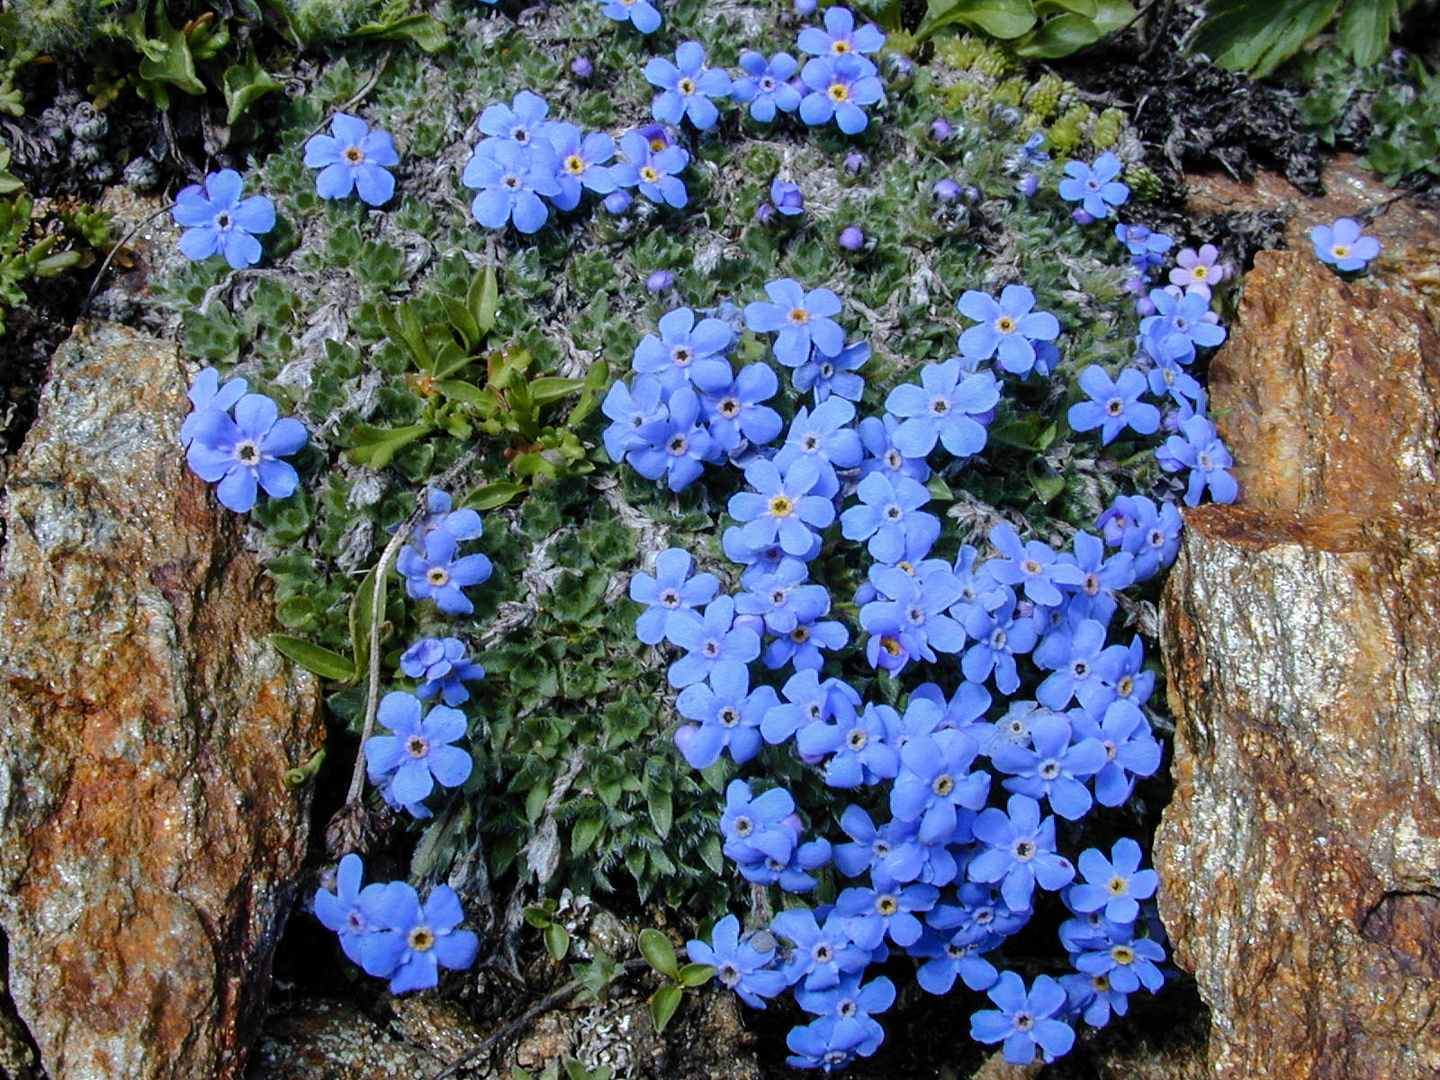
top-left (275, 595), bottom-right (318, 630)
top-left (569, 359), bottom-right (610, 427)
top-left (1035, 0), bottom-right (1096, 17)
top-left (461, 481), bottom-right (527, 511)
top-left (544, 922), bottom-right (570, 962)
top-left (349, 12), bottom-right (447, 51)
top-left (570, 815), bottom-right (604, 855)
top-left (1027, 460), bottom-right (1066, 503)
top-left (649, 983), bottom-right (683, 1034)
top-left (926, 475), bottom-right (955, 502)
top-left (134, 7), bottom-right (206, 99)
top-left (529, 377), bottom-right (586, 408)
top-left (348, 563), bottom-right (383, 682)
top-left (525, 780), bottom-right (549, 824)
top-left (918, 0), bottom-right (1036, 40)
top-left (1014, 13), bottom-right (1103, 57)
top-left (639, 928), bottom-right (679, 979)
top-left (474, 265), bottom-right (500, 337)
top-left (434, 379), bottom-right (490, 404)
top-left (648, 790), bottom-right (673, 838)
top-left (1189, 0), bottom-right (1340, 76)
top-left (268, 634), bottom-right (357, 681)
top-left (222, 48), bottom-right (281, 125)
top-left (1336, 0), bottom-right (1401, 66)
top-left (678, 962), bottom-right (716, 988)
top-left (347, 423), bottom-right (433, 469)
top-left (1090, 0), bottom-right (1137, 34)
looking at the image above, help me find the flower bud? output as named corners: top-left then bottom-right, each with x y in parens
top-left (932, 178), bottom-right (960, 203)
top-left (646, 269), bottom-right (675, 294)
top-left (603, 190), bottom-right (634, 214)
top-left (838, 225), bottom-right (865, 251)
top-left (570, 56), bottom-right (593, 78)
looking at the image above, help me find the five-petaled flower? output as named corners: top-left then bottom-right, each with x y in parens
top-left (303, 112), bottom-right (401, 205)
top-left (173, 168), bottom-right (276, 269)
top-left (185, 391), bottom-right (307, 513)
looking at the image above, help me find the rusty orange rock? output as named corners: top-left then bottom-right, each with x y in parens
top-left (0, 323), bottom-right (324, 1080)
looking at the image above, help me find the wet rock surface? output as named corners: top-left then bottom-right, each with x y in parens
top-left (0, 322), bottom-right (324, 1080)
top-left (1155, 243), bottom-right (1440, 1078)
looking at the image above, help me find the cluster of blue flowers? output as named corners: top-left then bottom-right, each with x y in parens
top-left (181, 366), bottom-right (308, 513)
top-left (313, 853), bottom-right (479, 993)
top-left (601, 127), bottom-right (1255, 1068)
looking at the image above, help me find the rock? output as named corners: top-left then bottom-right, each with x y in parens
top-left (0, 323), bottom-right (325, 1080)
top-left (246, 999), bottom-right (450, 1080)
top-left (1155, 247), bottom-right (1440, 1078)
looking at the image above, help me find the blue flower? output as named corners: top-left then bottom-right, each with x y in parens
top-left (601, 375), bottom-right (668, 463)
top-left (1114, 222), bottom-right (1172, 269)
top-left (612, 130), bottom-right (690, 208)
top-left (728, 457), bottom-right (837, 557)
top-left (770, 177), bottom-right (805, 216)
top-left (1311, 216), bottom-right (1380, 271)
top-left (172, 168), bottom-right (275, 269)
top-left (735, 561), bottom-right (823, 636)
top-left (314, 853), bottom-right (387, 966)
top-left (358, 880), bottom-right (479, 994)
top-left (763, 609), bottom-right (849, 672)
top-left (633, 307), bottom-right (735, 390)
top-left (629, 546), bottom-right (720, 646)
top-left (986, 522), bottom-right (1086, 609)
top-left (1058, 530), bottom-right (1135, 627)
top-left (785, 1016), bottom-right (871, 1072)
top-left (795, 973), bottom-right (894, 1058)
top-left (1074, 926), bottom-right (1167, 993)
top-left (180, 365), bottom-right (247, 447)
top-left (960, 587), bottom-right (1038, 695)
top-left (795, 339), bottom-right (867, 403)
top-left (687, 914), bottom-right (789, 1008)
top-left (396, 530), bottom-right (493, 616)
top-left (1067, 838), bottom-right (1159, 926)
top-left (731, 51), bottom-right (802, 121)
top-left (857, 414), bottom-right (930, 482)
top-left (303, 112), bottom-right (400, 205)
top-left (693, 359), bottom-right (784, 453)
top-left (1097, 494), bottom-right (1181, 581)
top-left (771, 907), bottom-right (870, 991)
top-left (1033, 617), bottom-right (1111, 710)
top-left (957, 285), bottom-right (1060, 375)
top-left (797, 700), bottom-right (900, 788)
top-left (741, 836), bottom-right (833, 892)
top-left (1070, 699), bottom-right (1162, 807)
top-left (462, 138), bottom-right (562, 233)
top-left (798, 54), bottom-right (883, 135)
top-left (1083, 633), bottom-right (1155, 714)
top-left (1156, 415), bottom-right (1237, 505)
top-left (744, 278), bottom-right (846, 367)
top-left (968, 794), bottom-right (1076, 911)
top-left (1068, 365), bottom-right (1160, 445)
top-left (476, 89), bottom-right (554, 146)
top-left (542, 123), bottom-right (617, 211)
top-left (364, 692), bottom-right (473, 814)
top-left (883, 359), bottom-right (999, 458)
top-left (841, 472), bottom-right (936, 562)
top-left (414, 488), bottom-right (484, 545)
top-left (675, 661), bottom-right (776, 768)
top-left (835, 883), bottom-right (938, 950)
top-left (970, 971), bottom-right (1075, 1065)
top-left (721, 778), bottom-right (799, 865)
top-left (890, 729), bottom-right (990, 843)
top-left (797, 5), bottom-right (887, 55)
top-left (1058, 152), bottom-right (1128, 220)
top-left (1139, 289), bottom-right (1226, 364)
top-left (625, 386), bottom-right (713, 491)
top-left (762, 669), bottom-right (861, 745)
top-left (990, 712), bottom-right (1107, 820)
top-left (645, 40), bottom-right (731, 130)
top-left (773, 398), bottom-right (864, 496)
top-left (601, 0), bottom-right (661, 33)
top-left (185, 392), bottom-right (306, 513)
top-left (400, 637), bottom-right (486, 706)
top-left (666, 595), bottom-right (761, 687)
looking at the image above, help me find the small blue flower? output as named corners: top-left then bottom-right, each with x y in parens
top-left (728, 457), bottom-right (836, 558)
top-left (1138, 289), bottom-right (1227, 364)
top-left (633, 307), bottom-right (735, 390)
top-left (462, 138), bottom-right (562, 234)
top-left (771, 907), bottom-right (870, 991)
top-left (601, 0), bottom-right (661, 33)
top-left (794, 973), bottom-right (894, 1057)
top-left (313, 853), bottom-right (386, 966)
top-left (400, 637), bottom-right (486, 706)
top-left (667, 595), bottom-right (761, 688)
top-left (612, 130), bottom-right (690, 208)
top-left (1114, 222), bottom-right (1172, 269)
top-left (721, 778), bottom-right (799, 865)
top-left (764, 610), bottom-right (849, 672)
top-left (857, 413), bottom-right (930, 482)
top-left (1156, 415), bottom-right (1237, 506)
top-left (675, 661), bottom-right (776, 768)
top-left (1058, 152), bottom-right (1129, 220)
top-left (476, 89), bottom-right (554, 146)
top-left (770, 177), bottom-right (805, 216)
top-left (396, 531), bottom-right (493, 616)
top-left (797, 5), bottom-right (887, 55)
top-left (185, 392), bottom-right (307, 513)
top-left (601, 375), bottom-right (667, 463)
top-left (1068, 366), bottom-right (1160, 445)
top-left (961, 587), bottom-right (1038, 695)
top-left (1098, 494), bottom-right (1182, 581)
top-left (990, 712), bottom-right (1107, 820)
top-left (794, 339), bottom-right (867, 404)
top-left (303, 112), bottom-right (400, 205)
top-left (1074, 927), bottom-right (1167, 993)
top-left (358, 880), bottom-right (479, 994)
top-left (1071, 699), bottom-right (1163, 807)
top-left (180, 366), bottom-right (247, 447)
top-left (890, 730), bottom-right (990, 843)
top-left (970, 971), bottom-right (1075, 1065)
top-left (968, 794), bottom-right (1076, 912)
top-left (172, 168), bottom-right (275, 269)
top-left (731, 51), bottom-right (802, 122)
top-left (985, 522), bottom-right (1087, 609)
top-left (841, 472), bottom-right (936, 563)
top-left (364, 691), bottom-right (473, 814)
top-left (693, 359), bottom-right (784, 452)
top-left (1311, 216), bottom-right (1380, 272)
top-left (798, 54), bottom-right (883, 135)
top-left (883, 359), bottom-right (999, 458)
top-left (687, 914), bottom-right (789, 1008)
top-left (624, 385), bottom-right (713, 491)
top-left (542, 123), bottom-right (617, 211)
top-left (957, 285), bottom-right (1061, 375)
top-left (797, 701), bottom-right (900, 789)
top-left (1067, 837), bottom-right (1159, 926)
top-left (762, 669), bottom-right (861, 745)
top-left (630, 546), bottom-right (720, 646)
top-left (744, 278), bottom-right (846, 367)
top-left (645, 41), bottom-right (731, 131)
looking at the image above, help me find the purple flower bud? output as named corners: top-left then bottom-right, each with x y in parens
top-left (603, 189), bottom-right (634, 214)
top-left (930, 117), bottom-right (953, 142)
top-left (754, 201), bottom-right (777, 226)
top-left (1016, 172), bottom-right (1038, 197)
top-left (771, 179), bottom-right (804, 216)
top-left (780, 813), bottom-right (805, 837)
top-left (794, 0), bottom-right (818, 12)
top-left (1124, 275), bottom-right (1149, 296)
top-left (838, 225), bottom-right (865, 251)
top-left (646, 269), bottom-right (675, 294)
top-left (799, 748), bottom-right (827, 765)
top-left (1072, 208), bottom-right (1096, 225)
top-left (844, 152), bottom-right (865, 175)
top-left (933, 178), bottom-right (961, 203)
top-left (570, 56), bottom-right (593, 78)
top-left (1161, 410), bottom-right (1181, 432)
top-left (1136, 296), bottom-right (1157, 317)
top-left (673, 724), bottom-right (700, 755)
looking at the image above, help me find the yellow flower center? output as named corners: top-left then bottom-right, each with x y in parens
top-left (564, 154), bottom-right (585, 174)
top-left (1333, 244), bottom-right (1350, 258)
top-left (1192, 264), bottom-right (1209, 280)
top-left (997, 316), bottom-right (1017, 334)
top-left (678, 77), bottom-right (696, 95)
top-left (408, 927), bottom-right (436, 952)
top-left (769, 494), bottom-right (794, 517)
top-left (788, 308), bottom-right (810, 325)
top-left (427, 567), bottom-right (451, 587)
top-left (344, 145), bottom-right (365, 164)
top-left (640, 166), bottom-right (660, 184)
top-left (828, 82), bottom-right (850, 103)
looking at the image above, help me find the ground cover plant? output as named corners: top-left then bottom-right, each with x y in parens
top-left (0, 0), bottom-right (1399, 1073)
